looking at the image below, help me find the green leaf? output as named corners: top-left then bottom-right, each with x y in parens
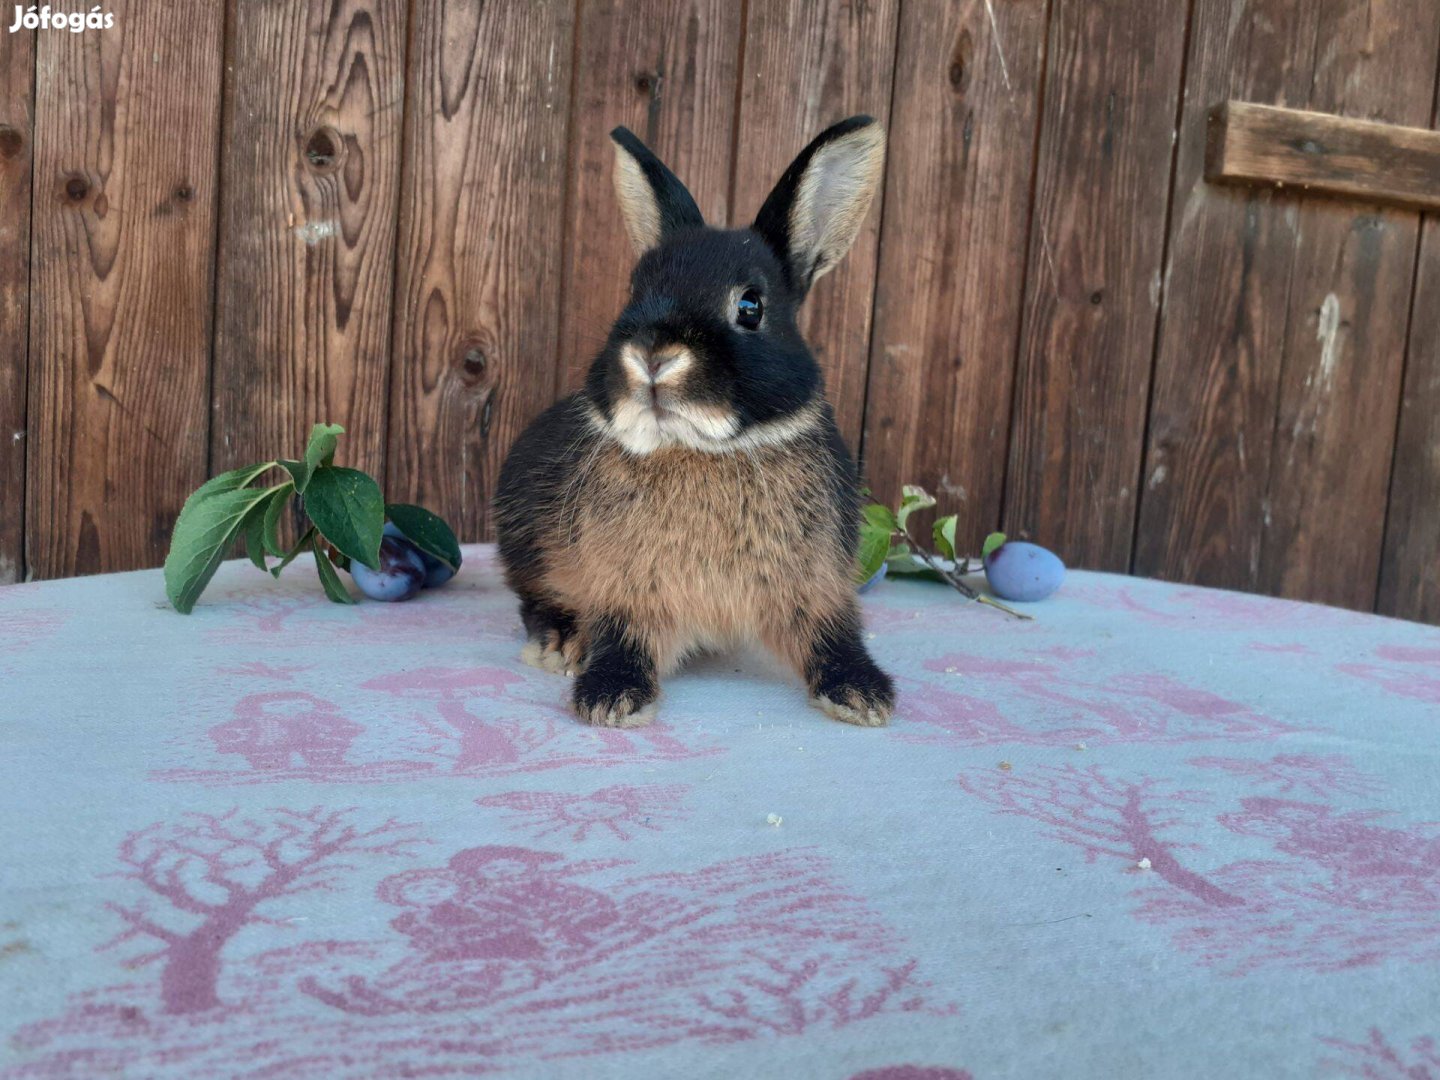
top-left (271, 526), bottom-right (316, 578)
top-left (261, 483), bottom-right (294, 556)
top-left (288, 423), bottom-right (344, 494)
top-left (164, 483), bottom-right (284, 614)
top-left (862, 503), bottom-right (898, 533)
top-left (982, 531), bottom-right (1007, 559)
top-left (386, 503), bottom-right (462, 571)
top-left (312, 535), bottom-right (355, 604)
top-left (885, 550), bottom-right (948, 583)
top-left (933, 514), bottom-right (958, 561)
top-left (277, 459), bottom-right (306, 488)
top-left (193, 461), bottom-right (275, 499)
top-left (240, 501), bottom-right (269, 572)
top-left (855, 520), bottom-right (891, 583)
top-left (895, 484), bottom-right (936, 530)
top-left (303, 466), bottom-right (384, 571)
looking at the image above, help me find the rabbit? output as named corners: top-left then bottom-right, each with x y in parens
top-left (495, 115), bottom-right (894, 730)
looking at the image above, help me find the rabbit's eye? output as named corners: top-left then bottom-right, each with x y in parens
top-left (735, 289), bottom-right (764, 330)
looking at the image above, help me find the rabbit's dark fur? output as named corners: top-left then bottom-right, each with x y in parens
top-left (495, 117), bottom-right (893, 728)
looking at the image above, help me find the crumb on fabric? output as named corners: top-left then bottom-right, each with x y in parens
top-left (767, 813), bottom-right (783, 827)
top-left (1136, 857), bottom-right (1152, 870)
top-left (1075, 742), bottom-right (1088, 751)
top-left (999, 761), bottom-right (1013, 771)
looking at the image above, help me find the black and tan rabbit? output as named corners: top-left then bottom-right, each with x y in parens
top-left (495, 116), bottom-right (894, 729)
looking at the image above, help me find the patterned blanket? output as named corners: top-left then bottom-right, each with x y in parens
top-left (1, 547), bottom-right (1437, 1079)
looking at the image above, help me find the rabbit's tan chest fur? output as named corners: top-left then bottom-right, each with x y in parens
top-left (540, 439), bottom-right (851, 671)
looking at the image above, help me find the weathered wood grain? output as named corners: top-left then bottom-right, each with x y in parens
top-left (1206, 101), bottom-right (1440, 213)
top-left (0, 26), bottom-right (35, 584)
top-left (1135, 0), bottom-right (1439, 611)
top-left (386, 1), bottom-right (575, 542)
top-left (1378, 213), bottom-right (1440, 623)
top-left (211, 0), bottom-right (408, 487)
top-left (1002, 0), bottom-right (1189, 571)
top-left (862, 0), bottom-right (1048, 549)
top-left (731, 0), bottom-right (901, 454)
top-left (26, 0), bottom-right (225, 578)
top-left (556, 0), bottom-right (743, 394)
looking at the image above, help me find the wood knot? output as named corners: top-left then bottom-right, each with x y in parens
top-left (174, 184), bottom-right (194, 203)
top-left (0, 125), bottom-right (23, 161)
top-left (1089, 290), bottom-right (1104, 305)
top-left (303, 126), bottom-right (344, 173)
top-left (457, 341), bottom-right (490, 383)
top-left (633, 71), bottom-right (660, 97)
top-left (63, 173), bottom-right (90, 202)
top-left (948, 29), bottom-right (973, 93)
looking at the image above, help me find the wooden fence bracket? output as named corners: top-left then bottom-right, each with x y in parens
top-left (1205, 100), bottom-right (1440, 212)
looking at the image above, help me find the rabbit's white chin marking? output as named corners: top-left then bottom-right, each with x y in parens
top-left (589, 400), bottom-right (823, 456)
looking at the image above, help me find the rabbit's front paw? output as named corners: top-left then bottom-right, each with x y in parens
top-left (813, 658), bottom-right (895, 727)
top-left (521, 625), bottom-right (588, 677)
top-left (573, 667), bottom-right (658, 728)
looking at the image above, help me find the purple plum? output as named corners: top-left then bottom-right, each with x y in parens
top-left (350, 536), bottom-right (426, 601)
top-left (384, 521), bottom-right (460, 588)
top-left (858, 561), bottom-right (887, 593)
top-left (983, 540), bottom-right (1065, 602)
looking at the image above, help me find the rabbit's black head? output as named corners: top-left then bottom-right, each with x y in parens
top-left (583, 117), bottom-right (885, 455)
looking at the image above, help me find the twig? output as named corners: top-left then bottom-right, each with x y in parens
top-left (898, 529), bottom-right (1033, 621)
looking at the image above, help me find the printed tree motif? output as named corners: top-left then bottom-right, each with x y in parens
top-left (849, 1068), bottom-right (974, 1080)
top-left (476, 784), bottom-right (691, 841)
top-left (102, 807), bottom-right (423, 1014)
top-left (1137, 798), bottom-right (1440, 974)
top-left (896, 678), bottom-right (1078, 748)
top-left (1318, 1027), bottom-right (1440, 1079)
top-left (1189, 754), bottom-right (1379, 798)
top-left (957, 765), bottom-right (1241, 907)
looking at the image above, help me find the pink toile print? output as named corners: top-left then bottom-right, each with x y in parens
top-left (476, 784), bottom-right (692, 842)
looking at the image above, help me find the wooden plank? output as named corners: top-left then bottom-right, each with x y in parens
top-left (555, 0), bottom-right (743, 394)
top-left (1002, 0), bottom-right (1189, 571)
top-left (210, 0), bottom-right (408, 486)
top-left (730, 0), bottom-right (901, 453)
top-left (386, 1), bottom-right (575, 543)
top-left (1135, 0), bottom-right (1440, 610)
top-left (1206, 101), bottom-right (1440, 213)
top-left (861, 0), bottom-right (1048, 546)
top-left (1378, 214), bottom-right (1440, 623)
top-left (26, 0), bottom-right (226, 578)
top-left (0, 26), bottom-right (35, 584)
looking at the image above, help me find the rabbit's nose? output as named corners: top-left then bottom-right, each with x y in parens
top-left (645, 354), bottom-right (667, 380)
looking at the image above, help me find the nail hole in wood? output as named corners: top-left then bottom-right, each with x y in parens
top-left (1090, 290), bottom-right (1104, 305)
top-left (303, 126), bottom-right (343, 173)
top-left (64, 173), bottom-right (90, 201)
top-left (174, 184), bottom-right (194, 202)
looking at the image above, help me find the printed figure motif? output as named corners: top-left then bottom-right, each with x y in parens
top-left (7, 831), bottom-right (951, 1077)
top-left (155, 664), bottom-right (718, 786)
top-left (909, 652), bottom-right (1289, 747)
top-left (210, 692), bottom-right (363, 771)
top-left (1336, 644), bottom-right (1440, 705)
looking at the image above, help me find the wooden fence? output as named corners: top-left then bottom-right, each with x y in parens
top-left (2, 0), bottom-right (1438, 625)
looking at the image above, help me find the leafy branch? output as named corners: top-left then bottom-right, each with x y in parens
top-left (163, 424), bottom-right (460, 614)
top-left (856, 485), bottom-right (1031, 620)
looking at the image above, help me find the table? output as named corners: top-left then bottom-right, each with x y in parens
top-left (2, 548), bottom-right (1437, 1078)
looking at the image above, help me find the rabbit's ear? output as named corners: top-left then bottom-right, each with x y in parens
top-left (753, 116), bottom-right (886, 297)
top-left (610, 126), bottom-right (705, 254)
